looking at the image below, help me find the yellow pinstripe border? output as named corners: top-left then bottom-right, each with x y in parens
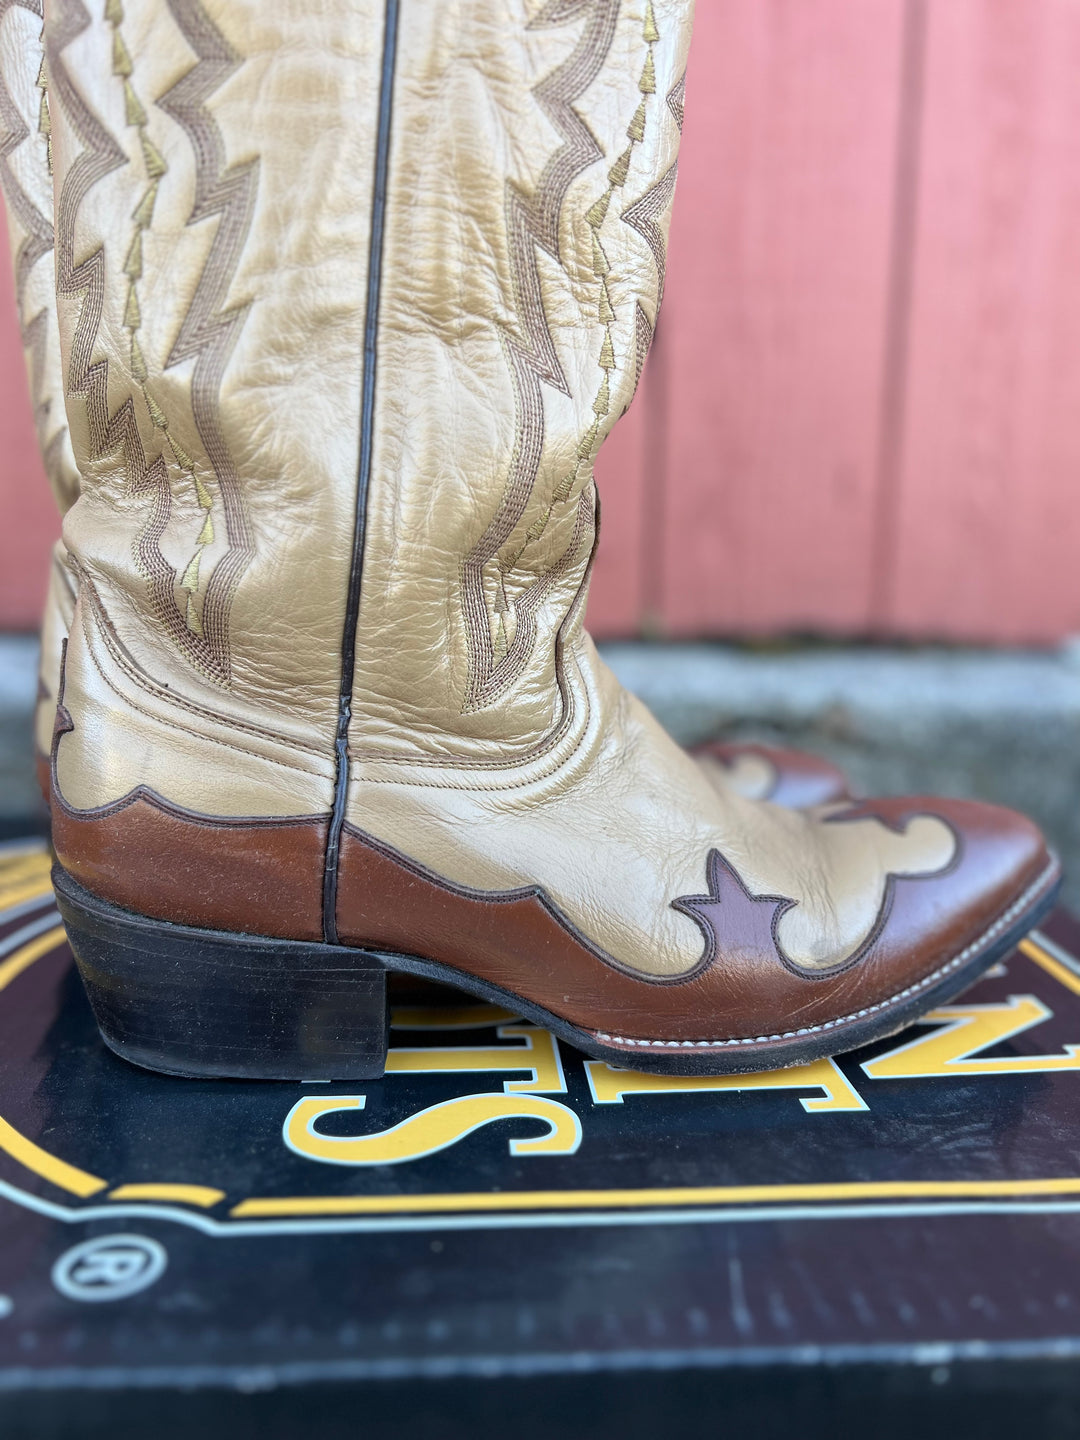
top-left (230, 1174), bottom-right (1080, 1219)
top-left (1021, 936), bottom-right (1080, 996)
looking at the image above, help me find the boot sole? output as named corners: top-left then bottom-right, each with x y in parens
top-left (51, 859), bottom-right (1061, 1080)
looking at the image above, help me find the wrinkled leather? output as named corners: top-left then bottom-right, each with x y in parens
top-left (1, 3), bottom-right (80, 770)
top-left (3, 0), bottom-right (1057, 1009)
top-left (33, 549), bottom-right (853, 811)
top-left (45, 0), bottom-right (378, 751)
top-left (0, 1), bottom-right (80, 515)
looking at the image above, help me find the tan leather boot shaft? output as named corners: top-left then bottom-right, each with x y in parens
top-left (45, 0), bottom-right (380, 767)
top-left (1, 0), bottom-right (80, 514)
top-left (2, 0), bottom-right (845, 819)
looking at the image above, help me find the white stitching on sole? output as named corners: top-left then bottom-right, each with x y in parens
top-left (593, 861), bottom-right (1058, 1051)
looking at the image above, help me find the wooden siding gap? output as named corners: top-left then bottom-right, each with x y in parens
top-left (870, 0), bottom-right (929, 633)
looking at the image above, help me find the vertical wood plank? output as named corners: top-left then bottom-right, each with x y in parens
top-left (886, 0), bottom-right (1080, 642)
top-left (657, 0), bottom-right (907, 637)
top-left (0, 213), bottom-right (59, 630)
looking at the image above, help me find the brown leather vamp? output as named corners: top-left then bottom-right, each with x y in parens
top-left (336, 797), bottom-right (1052, 1044)
top-left (52, 790), bottom-right (328, 943)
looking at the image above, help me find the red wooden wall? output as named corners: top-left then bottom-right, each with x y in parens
top-left (5, 0), bottom-right (1080, 641)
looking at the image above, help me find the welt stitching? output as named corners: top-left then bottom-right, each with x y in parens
top-left (594, 863), bottom-right (1058, 1049)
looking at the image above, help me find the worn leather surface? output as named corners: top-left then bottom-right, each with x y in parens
top-left (0, 3), bottom-right (81, 778)
top-left (34, 541), bottom-right (77, 769)
top-left (52, 788), bottom-right (327, 940)
top-left (1, 0), bottom-right (1059, 1041)
top-left (42, 0), bottom-right (378, 744)
top-left (31, 545), bottom-right (853, 815)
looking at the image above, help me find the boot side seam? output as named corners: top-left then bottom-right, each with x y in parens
top-left (322, 0), bottom-right (410, 944)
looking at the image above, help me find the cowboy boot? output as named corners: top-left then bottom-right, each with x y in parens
top-left (38, 0), bottom-right (1056, 1081)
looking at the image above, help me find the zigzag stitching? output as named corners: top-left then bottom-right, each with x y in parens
top-left (47, 0), bottom-right (199, 671)
top-left (0, 0), bottom-right (49, 294)
top-left (621, 162), bottom-right (677, 305)
top-left (460, 0), bottom-right (621, 714)
top-left (46, 0), bottom-right (255, 686)
top-left (156, 0), bottom-right (257, 666)
top-left (621, 70), bottom-right (686, 395)
top-left (0, 0), bottom-right (76, 506)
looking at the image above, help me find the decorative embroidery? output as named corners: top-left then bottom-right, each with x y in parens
top-left (155, 0), bottom-right (258, 663)
top-left (0, 1), bottom-right (78, 509)
top-left (46, 0), bottom-right (255, 685)
top-left (34, 39), bottom-right (51, 173)
top-left (620, 68), bottom-right (685, 388)
top-left (104, 0), bottom-right (211, 638)
top-left (496, 4), bottom-right (664, 616)
top-left (666, 69), bottom-right (685, 132)
top-left (461, 0), bottom-right (660, 713)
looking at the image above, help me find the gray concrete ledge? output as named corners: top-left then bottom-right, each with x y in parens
top-left (1, 635), bottom-right (1077, 903)
top-left (0, 637), bottom-right (42, 825)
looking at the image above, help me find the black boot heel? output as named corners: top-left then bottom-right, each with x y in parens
top-left (51, 865), bottom-right (389, 1081)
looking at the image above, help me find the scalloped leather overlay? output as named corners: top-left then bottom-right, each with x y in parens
top-left (672, 850), bottom-right (796, 971)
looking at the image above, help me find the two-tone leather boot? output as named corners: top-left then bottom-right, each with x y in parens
top-left (27, 0), bottom-right (1057, 1080)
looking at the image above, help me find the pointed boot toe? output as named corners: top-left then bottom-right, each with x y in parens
top-left (551, 794), bottom-right (1060, 1075)
top-left (815, 796), bottom-right (1057, 990)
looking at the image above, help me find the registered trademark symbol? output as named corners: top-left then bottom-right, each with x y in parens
top-left (51, 1234), bottom-right (167, 1304)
